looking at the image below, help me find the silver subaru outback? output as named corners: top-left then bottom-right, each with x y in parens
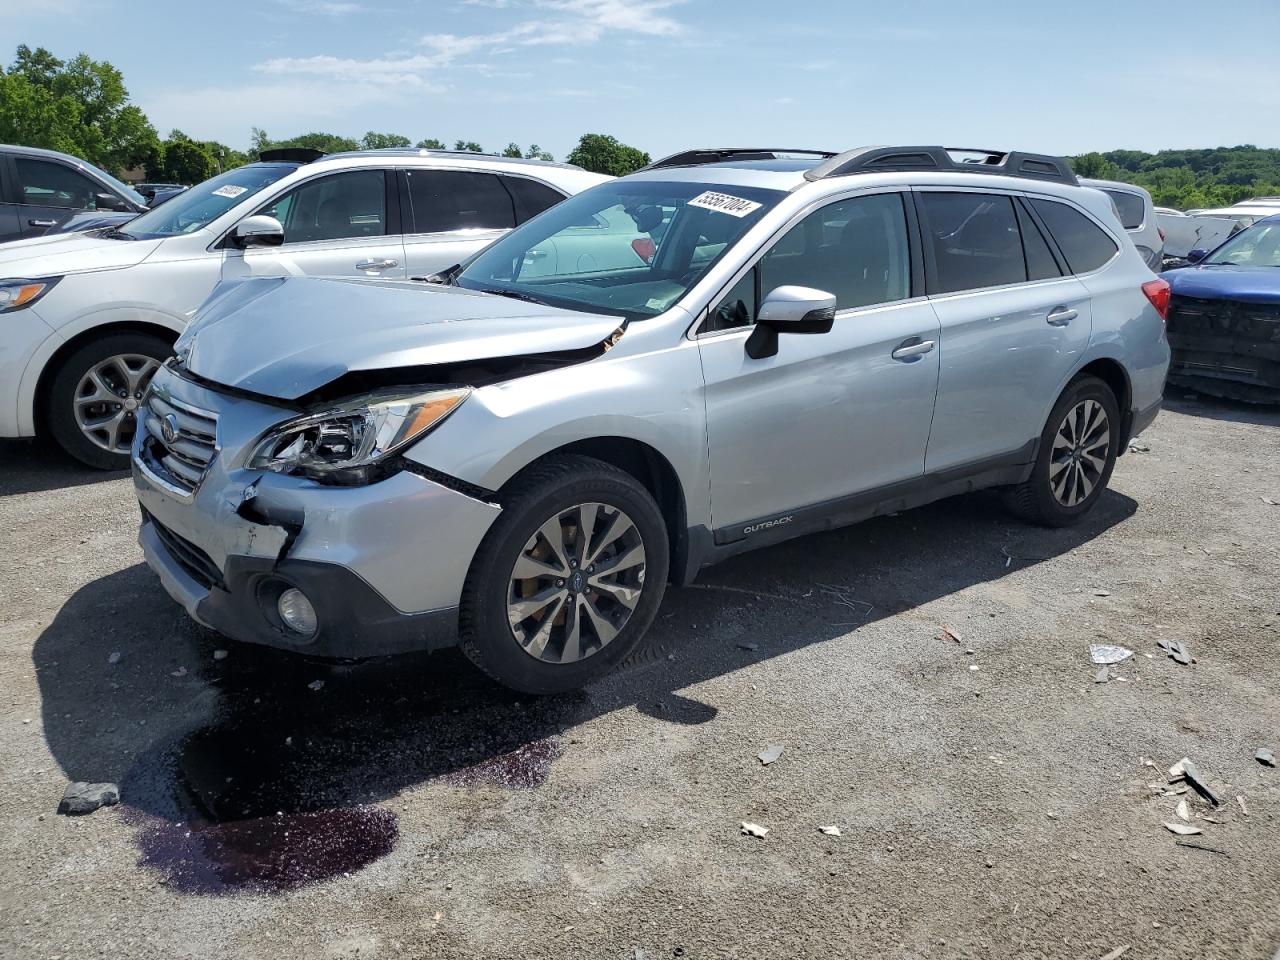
top-left (132, 145), bottom-right (1171, 694)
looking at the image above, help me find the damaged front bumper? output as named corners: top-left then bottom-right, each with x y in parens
top-left (132, 366), bottom-right (502, 658)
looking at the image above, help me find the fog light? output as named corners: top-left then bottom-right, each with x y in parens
top-left (277, 587), bottom-right (318, 635)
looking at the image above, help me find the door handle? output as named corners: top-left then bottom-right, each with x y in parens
top-left (1046, 306), bottom-right (1078, 326)
top-left (891, 338), bottom-right (936, 362)
top-left (355, 258), bottom-right (398, 271)
top-left (28, 219), bottom-right (56, 228)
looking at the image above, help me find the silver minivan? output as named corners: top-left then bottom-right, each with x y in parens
top-left (132, 145), bottom-right (1171, 694)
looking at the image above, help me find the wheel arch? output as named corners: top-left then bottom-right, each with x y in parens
top-left (501, 436), bottom-right (693, 585)
top-left (1074, 356), bottom-right (1134, 452)
top-left (31, 319), bottom-right (180, 434)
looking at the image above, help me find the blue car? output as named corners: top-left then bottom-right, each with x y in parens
top-left (1161, 213), bottom-right (1280, 403)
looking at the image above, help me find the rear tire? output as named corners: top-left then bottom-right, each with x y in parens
top-left (1004, 375), bottom-right (1120, 527)
top-left (46, 333), bottom-right (172, 470)
top-left (459, 455), bottom-right (669, 694)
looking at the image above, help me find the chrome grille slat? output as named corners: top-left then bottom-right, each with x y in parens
top-left (138, 388), bottom-right (219, 496)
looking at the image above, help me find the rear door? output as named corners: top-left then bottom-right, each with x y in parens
top-left (223, 168), bottom-right (406, 280)
top-left (697, 190), bottom-right (941, 536)
top-left (11, 155), bottom-right (103, 236)
top-left (918, 189), bottom-right (1093, 473)
top-left (399, 169), bottom-right (525, 276)
top-left (0, 157), bottom-right (20, 242)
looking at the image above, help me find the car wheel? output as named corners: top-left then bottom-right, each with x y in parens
top-left (459, 454), bottom-right (669, 694)
top-left (1004, 375), bottom-right (1120, 528)
top-left (46, 333), bottom-right (172, 470)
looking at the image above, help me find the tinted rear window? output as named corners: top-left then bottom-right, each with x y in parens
top-left (921, 192), bottom-right (1025, 294)
top-left (1015, 200), bottom-right (1062, 281)
top-left (503, 176), bottom-right (565, 224)
top-left (1030, 199), bottom-right (1119, 274)
top-left (406, 170), bottom-right (515, 233)
top-left (1105, 190), bottom-right (1146, 230)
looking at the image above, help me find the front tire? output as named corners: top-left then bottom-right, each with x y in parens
top-left (46, 333), bottom-right (172, 470)
top-left (459, 455), bottom-right (669, 694)
top-left (1004, 375), bottom-right (1120, 527)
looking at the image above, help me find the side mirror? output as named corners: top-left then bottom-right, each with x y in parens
top-left (745, 285), bottom-right (837, 359)
top-left (232, 215), bottom-right (285, 249)
top-left (1187, 248), bottom-right (1207, 264)
top-left (96, 192), bottom-right (129, 212)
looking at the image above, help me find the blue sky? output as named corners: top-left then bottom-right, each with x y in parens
top-left (7, 0), bottom-right (1280, 159)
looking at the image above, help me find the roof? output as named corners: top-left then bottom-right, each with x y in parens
top-left (321, 147), bottom-right (584, 172)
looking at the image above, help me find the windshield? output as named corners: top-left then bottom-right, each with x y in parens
top-left (1205, 221), bottom-right (1280, 267)
top-left (457, 180), bottom-right (785, 321)
top-left (120, 164), bottom-right (297, 239)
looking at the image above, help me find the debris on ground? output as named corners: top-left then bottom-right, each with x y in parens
top-left (1168, 757), bottom-right (1222, 806)
top-left (170, 666), bottom-right (187, 677)
top-left (1093, 589), bottom-right (1113, 597)
top-left (1176, 799), bottom-right (1191, 822)
top-left (1129, 437), bottom-right (1150, 452)
top-left (1098, 946), bottom-right (1131, 960)
top-left (57, 781), bottom-right (119, 816)
top-left (307, 680), bottom-right (325, 692)
top-left (1175, 840), bottom-right (1230, 857)
top-left (1237, 795), bottom-right (1249, 816)
top-left (212, 649), bottom-right (228, 660)
top-left (1256, 748), bottom-right (1275, 767)
top-left (1261, 497), bottom-right (1278, 506)
top-left (106, 651), bottom-right (121, 665)
top-left (1157, 639), bottom-right (1194, 665)
top-left (1163, 822), bottom-right (1202, 836)
top-left (818, 825), bottom-right (842, 836)
top-left (740, 821), bottom-right (769, 839)
top-left (757, 744), bottom-right (784, 766)
top-left (735, 642), bottom-right (759, 651)
top-left (938, 625), bottom-right (963, 644)
top-left (1090, 644), bottom-right (1134, 665)
top-left (1095, 666), bottom-right (1111, 683)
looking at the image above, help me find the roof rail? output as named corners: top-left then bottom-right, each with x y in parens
top-left (804, 146), bottom-right (1077, 186)
top-left (257, 147), bottom-right (325, 164)
top-left (641, 147), bottom-right (836, 171)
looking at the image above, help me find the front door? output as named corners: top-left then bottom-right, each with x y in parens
top-left (11, 155), bottom-right (102, 236)
top-left (697, 191), bottom-right (941, 539)
top-left (223, 168), bottom-right (406, 281)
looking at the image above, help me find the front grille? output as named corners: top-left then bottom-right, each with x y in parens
top-left (148, 513), bottom-right (223, 590)
top-left (1166, 294), bottom-right (1280, 399)
top-left (139, 391), bottom-right (218, 495)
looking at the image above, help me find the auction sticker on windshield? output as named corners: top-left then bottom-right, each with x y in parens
top-left (212, 184), bottom-right (249, 199)
top-left (687, 191), bottom-right (763, 218)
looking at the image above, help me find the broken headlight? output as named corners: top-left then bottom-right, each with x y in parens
top-left (248, 388), bottom-right (469, 484)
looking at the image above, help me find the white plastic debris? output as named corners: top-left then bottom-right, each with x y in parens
top-left (740, 821), bottom-right (769, 839)
top-left (1090, 644), bottom-right (1134, 665)
top-left (1095, 666), bottom-right (1111, 683)
top-left (170, 666), bottom-right (187, 677)
top-left (757, 744), bottom-right (784, 766)
top-left (1176, 799), bottom-right (1191, 822)
top-left (212, 649), bottom-right (228, 661)
top-left (1093, 589), bottom-right (1112, 597)
top-left (1098, 946), bottom-right (1131, 960)
top-left (1256, 748), bottom-right (1275, 767)
top-left (107, 651), bottom-right (121, 665)
top-left (1163, 822), bottom-right (1202, 836)
top-left (307, 680), bottom-right (325, 692)
top-left (818, 825), bottom-right (843, 836)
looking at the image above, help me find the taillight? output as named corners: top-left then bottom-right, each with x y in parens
top-left (631, 237), bottom-right (656, 263)
top-left (1142, 278), bottom-right (1171, 321)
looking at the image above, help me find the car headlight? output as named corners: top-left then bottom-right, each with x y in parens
top-left (0, 277), bottom-right (60, 314)
top-left (248, 388), bottom-right (469, 484)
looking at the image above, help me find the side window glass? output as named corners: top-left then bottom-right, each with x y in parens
top-left (15, 158), bottom-right (98, 210)
top-left (708, 270), bottom-right (756, 332)
top-left (1105, 190), bottom-right (1145, 230)
top-left (259, 170), bottom-right (387, 244)
top-left (921, 192), bottom-right (1025, 294)
top-left (1016, 200), bottom-right (1062, 281)
top-left (758, 193), bottom-right (911, 310)
top-left (503, 176), bottom-right (565, 224)
top-left (407, 170), bottom-right (515, 233)
top-left (1030, 198), bottom-right (1119, 274)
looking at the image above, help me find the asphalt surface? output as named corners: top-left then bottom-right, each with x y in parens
top-left (1, 393), bottom-right (1279, 959)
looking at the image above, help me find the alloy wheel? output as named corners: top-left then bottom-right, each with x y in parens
top-left (73, 353), bottom-right (161, 455)
top-left (1049, 398), bottom-right (1110, 507)
top-left (506, 501), bottom-right (647, 664)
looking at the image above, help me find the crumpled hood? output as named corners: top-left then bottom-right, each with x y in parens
top-left (1162, 264), bottom-right (1280, 303)
top-left (179, 276), bottom-right (625, 400)
top-left (0, 229), bottom-right (162, 278)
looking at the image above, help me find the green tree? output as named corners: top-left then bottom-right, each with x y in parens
top-left (160, 137), bottom-right (215, 184)
top-left (416, 137), bottom-right (446, 149)
top-left (453, 139), bottom-right (484, 153)
top-left (502, 142), bottom-right (523, 158)
top-left (250, 127), bottom-right (359, 158)
top-left (524, 144), bottom-right (553, 162)
top-left (360, 131), bottom-right (411, 150)
top-left (0, 44), bottom-right (157, 173)
top-left (566, 133), bottom-right (649, 176)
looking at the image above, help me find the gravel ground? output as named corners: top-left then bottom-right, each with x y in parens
top-left (1, 393), bottom-right (1278, 960)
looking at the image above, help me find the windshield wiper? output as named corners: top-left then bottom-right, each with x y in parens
top-left (418, 262), bottom-right (462, 285)
top-left (476, 286), bottom-right (551, 306)
top-left (101, 227), bottom-right (137, 241)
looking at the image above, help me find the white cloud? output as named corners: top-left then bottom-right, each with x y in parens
top-left (272, 0), bottom-right (364, 15)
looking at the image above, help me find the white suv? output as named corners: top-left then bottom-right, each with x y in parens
top-left (0, 149), bottom-right (606, 468)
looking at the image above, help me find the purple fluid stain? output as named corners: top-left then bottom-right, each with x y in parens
top-left (444, 736), bottom-right (562, 789)
top-left (127, 805), bottom-right (398, 895)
